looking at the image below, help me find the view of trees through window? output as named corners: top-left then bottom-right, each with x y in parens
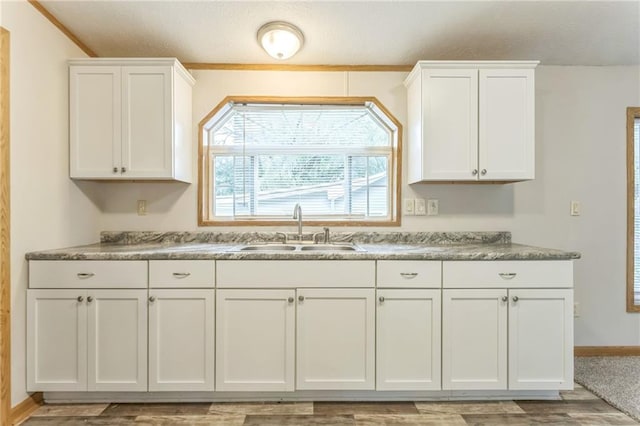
top-left (200, 98), bottom-right (400, 224)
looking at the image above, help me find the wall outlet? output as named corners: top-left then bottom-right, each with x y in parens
top-left (570, 201), bottom-right (581, 216)
top-left (427, 199), bottom-right (439, 216)
top-left (415, 199), bottom-right (426, 215)
top-left (574, 302), bottom-right (580, 318)
top-left (403, 198), bottom-right (415, 215)
top-left (137, 200), bottom-right (147, 216)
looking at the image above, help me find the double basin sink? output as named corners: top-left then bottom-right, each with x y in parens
top-left (238, 243), bottom-right (363, 252)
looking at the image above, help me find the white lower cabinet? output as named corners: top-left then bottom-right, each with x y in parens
top-left (27, 289), bottom-right (147, 392)
top-left (443, 288), bottom-right (573, 391)
top-left (216, 289), bottom-right (295, 391)
top-left (27, 290), bottom-right (87, 392)
top-left (148, 289), bottom-right (215, 391)
top-left (508, 289), bottom-right (573, 390)
top-left (376, 289), bottom-right (441, 390)
top-left (296, 288), bottom-right (375, 390)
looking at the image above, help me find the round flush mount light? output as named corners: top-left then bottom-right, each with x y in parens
top-left (257, 21), bottom-right (304, 60)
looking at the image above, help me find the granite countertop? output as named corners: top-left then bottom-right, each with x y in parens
top-left (25, 231), bottom-right (581, 261)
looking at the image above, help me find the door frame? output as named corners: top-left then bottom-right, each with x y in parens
top-left (0, 25), bottom-right (12, 425)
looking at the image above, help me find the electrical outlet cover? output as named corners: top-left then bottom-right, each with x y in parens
top-left (415, 199), bottom-right (426, 215)
top-left (403, 198), bottom-right (415, 215)
top-left (427, 199), bottom-right (439, 216)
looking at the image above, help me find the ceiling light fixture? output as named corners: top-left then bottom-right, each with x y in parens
top-left (257, 21), bottom-right (304, 60)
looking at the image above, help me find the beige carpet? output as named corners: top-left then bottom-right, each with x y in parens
top-left (574, 356), bottom-right (640, 421)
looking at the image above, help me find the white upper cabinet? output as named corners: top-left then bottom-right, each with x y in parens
top-left (405, 61), bottom-right (537, 182)
top-left (70, 58), bottom-right (195, 182)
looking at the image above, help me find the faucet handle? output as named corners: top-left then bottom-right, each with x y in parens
top-left (275, 232), bottom-right (288, 243)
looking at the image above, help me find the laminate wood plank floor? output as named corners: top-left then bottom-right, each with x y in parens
top-left (20, 386), bottom-right (639, 425)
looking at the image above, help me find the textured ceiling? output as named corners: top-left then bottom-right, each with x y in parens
top-left (37, 1), bottom-right (640, 66)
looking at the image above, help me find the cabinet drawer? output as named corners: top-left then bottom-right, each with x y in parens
top-left (149, 260), bottom-right (215, 288)
top-left (377, 261), bottom-right (441, 288)
top-left (217, 260), bottom-right (375, 288)
top-left (443, 260), bottom-right (573, 288)
top-left (29, 261), bottom-right (147, 289)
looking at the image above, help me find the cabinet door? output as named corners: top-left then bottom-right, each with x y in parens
top-left (87, 290), bottom-right (147, 391)
top-left (27, 290), bottom-right (87, 391)
top-left (442, 289), bottom-right (507, 390)
top-left (121, 66), bottom-right (173, 178)
top-left (509, 289), bottom-right (573, 390)
top-left (421, 68), bottom-right (478, 180)
top-left (216, 289), bottom-right (295, 391)
top-left (479, 69), bottom-right (535, 180)
top-left (69, 66), bottom-right (121, 178)
top-left (297, 288), bottom-right (375, 390)
top-left (149, 289), bottom-right (215, 391)
top-left (376, 289), bottom-right (441, 390)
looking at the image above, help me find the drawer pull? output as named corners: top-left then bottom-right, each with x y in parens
top-left (287, 297), bottom-right (294, 303)
top-left (501, 296), bottom-right (508, 302)
top-left (400, 272), bottom-right (418, 279)
top-left (512, 296), bottom-right (519, 303)
top-left (149, 296), bottom-right (156, 302)
top-left (87, 296), bottom-right (93, 303)
top-left (298, 295), bottom-right (305, 302)
top-left (379, 296), bottom-right (385, 303)
top-left (172, 272), bottom-right (191, 278)
top-left (77, 273), bottom-right (95, 279)
top-left (498, 273), bottom-right (517, 280)
top-left (77, 296), bottom-right (84, 302)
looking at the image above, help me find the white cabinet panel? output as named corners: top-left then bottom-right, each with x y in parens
top-left (479, 69), bottom-right (535, 180)
top-left (149, 289), bottom-right (215, 391)
top-left (443, 289), bottom-right (507, 390)
top-left (149, 260), bottom-right (215, 288)
top-left (29, 260), bottom-right (148, 289)
top-left (443, 260), bottom-right (573, 288)
top-left (421, 68), bottom-right (478, 180)
top-left (216, 289), bottom-right (295, 391)
top-left (122, 66), bottom-right (173, 178)
top-left (27, 290), bottom-right (87, 392)
top-left (376, 289), bottom-right (441, 390)
top-left (69, 66), bottom-right (121, 179)
top-left (87, 290), bottom-right (147, 391)
top-left (376, 261), bottom-right (441, 288)
top-left (296, 289), bottom-right (375, 390)
top-left (509, 289), bottom-right (573, 390)
top-left (217, 260), bottom-right (375, 288)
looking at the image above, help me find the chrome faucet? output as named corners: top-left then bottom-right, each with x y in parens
top-left (293, 203), bottom-right (303, 241)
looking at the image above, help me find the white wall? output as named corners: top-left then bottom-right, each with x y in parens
top-left (90, 66), bottom-right (640, 348)
top-left (2, 2), bottom-right (101, 406)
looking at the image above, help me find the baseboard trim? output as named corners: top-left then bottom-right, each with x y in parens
top-left (575, 346), bottom-right (640, 356)
top-left (10, 393), bottom-right (43, 425)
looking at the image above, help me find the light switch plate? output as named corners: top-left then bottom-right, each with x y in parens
top-left (427, 199), bottom-right (439, 216)
top-left (403, 198), bottom-right (415, 215)
top-left (415, 199), bottom-right (426, 215)
top-left (570, 201), bottom-right (580, 216)
top-left (137, 200), bottom-right (147, 216)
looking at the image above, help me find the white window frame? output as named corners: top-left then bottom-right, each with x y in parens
top-left (198, 96), bottom-right (402, 226)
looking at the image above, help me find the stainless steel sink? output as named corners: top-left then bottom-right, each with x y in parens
top-left (299, 245), bottom-right (357, 251)
top-left (239, 244), bottom-right (296, 251)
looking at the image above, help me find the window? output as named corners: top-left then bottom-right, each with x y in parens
top-left (627, 107), bottom-right (640, 312)
top-left (198, 97), bottom-right (401, 226)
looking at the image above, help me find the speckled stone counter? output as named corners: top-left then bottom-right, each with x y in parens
top-left (25, 231), bottom-right (581, 261)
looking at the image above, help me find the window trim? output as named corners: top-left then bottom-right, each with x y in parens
top-left (627, 107), bottom-right (640, 312)
top-left (198, 96), bottom-right (402, 227)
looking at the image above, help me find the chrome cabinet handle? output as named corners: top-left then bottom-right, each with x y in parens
top-left (121, 167), bottom-right (126, 173)
top-left (472, 169), bottom-right (478, 175)
top-left (77, 272), bottom-right (94, 279)
top-left (287, 297), bottom-right (294, 303)
top-left (379, 296), bottom-right (385, 303)
top-left (400, 272), bottom-right (418, 279)
top-left (501, 296), bottom-right (508, 302)
top-left (498, 273), bottom-right (517, 280)
top-left (512, 296), bottom-right (519, 302)
top-left (298, 295), bottom-right (304, 302)
top-left (87, 296), bottom-right (93, 303)
top-left (149, 296), bottom-right (156, 302)
top-left (113, 167), bottom-right (118, 173)
top-left (77, 296), bottom-right (84, 302)
top-left (481, 169), bottom-right (487, 175)
top-left (172, 272), bottom-right (191, 278)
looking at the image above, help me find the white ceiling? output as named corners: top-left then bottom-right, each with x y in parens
top-left (38, 0), bottom-right (640, 66)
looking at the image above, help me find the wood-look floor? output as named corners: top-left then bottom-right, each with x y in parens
top-left (19, 385), bottom-right (638, 425)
